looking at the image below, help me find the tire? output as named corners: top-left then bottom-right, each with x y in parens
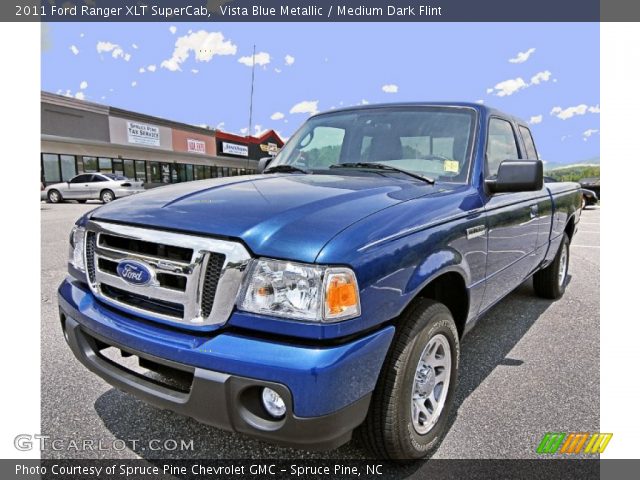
top-left (47, 189), bottom-right (62, 204)
top-left (100, 189), bottom-right (115, 203)
top-left (358, 299), bottom-right (460, 460)
top-left (533, 233), bottom-right (570, 299)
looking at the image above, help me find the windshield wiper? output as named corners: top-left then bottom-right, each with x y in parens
top-left (330, 162), bottom-right (435, 184)
top-left (263, 164), bottom-right (309, 174)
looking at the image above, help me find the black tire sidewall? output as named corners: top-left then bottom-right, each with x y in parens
top-left (395, 303), bottom-right (460, 458)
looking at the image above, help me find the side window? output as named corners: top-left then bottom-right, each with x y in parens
top-left (90, 175), bottom-right (106, 183)
top-left (70, 174), bottom-right (92, 184)
top-left (487, 118), bottom-right (520, 177)
top-left (518, 126), bottom-right (538, 160)
top-left (294, 126), bottom-right (345, 168)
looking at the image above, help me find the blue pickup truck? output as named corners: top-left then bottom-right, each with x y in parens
top-left (59, 103), bottom-right (581, 459)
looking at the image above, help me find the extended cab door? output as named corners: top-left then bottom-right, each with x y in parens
top-left (481, 117), bottom-right (542, 309)
top-left (518, 124), bottom-right (554, 255)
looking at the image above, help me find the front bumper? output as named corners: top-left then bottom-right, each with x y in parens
top-left (58, 278), bottom-right (394, 449)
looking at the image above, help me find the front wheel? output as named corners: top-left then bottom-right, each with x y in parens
top-left (358, 299), bottom-right (460, 460)
top-left (533, 233), bottom-right (570, 299)
top-left (100, 189), bottom-right (115, 203)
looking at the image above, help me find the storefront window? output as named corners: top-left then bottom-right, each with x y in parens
top-left (98, 157), bottom-right (112, 173)
top-left (113, 159), bottom-right (124, 176)
top-left (60, 155), bottom-right (76, 181)
top-left (161, 163), bottom-right (171, 183)
top-left (194, 165), bottom-right (204, 180)
top-left (223, 167), bottom-right (230, 177)
top-left (123, 159), bottom-right (135, 180)
top-left (149, 162), bottom-right (161, 183)
top-left (42, 154), bottom-right (60, 184)
top-left (135, 160), bottom-right (147, 182)
top-left (186, 164), bottom-right (194, 181)
top-left (83, 156), bottom-right (97, 172)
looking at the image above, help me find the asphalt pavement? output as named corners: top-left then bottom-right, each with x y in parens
top-left (40, 201), bottom-right (599, 460)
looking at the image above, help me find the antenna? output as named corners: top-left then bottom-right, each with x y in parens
top-left (248, 44), bottom-right (256, 137)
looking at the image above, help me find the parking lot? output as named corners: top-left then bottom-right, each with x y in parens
top-left (41, 202), bottom-right (599, 460)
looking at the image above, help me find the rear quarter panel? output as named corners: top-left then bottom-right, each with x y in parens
top-left (543, 182), bottom-right (582, 263)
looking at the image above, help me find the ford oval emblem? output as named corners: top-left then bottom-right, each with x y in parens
top-left (116, 260), bottom-right (153, 286)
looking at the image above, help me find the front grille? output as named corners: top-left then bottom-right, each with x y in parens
top-left (86, 231), bottom-right (97, 284)
top-left (101, 284), bottom-right (184, 318)
top-left (84, 220), bottom-right (250, 328)
top-left (201, 253), bottom-right (226, 318)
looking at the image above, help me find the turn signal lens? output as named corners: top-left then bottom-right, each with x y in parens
top-left (324, 269), bottom-right (360, 321)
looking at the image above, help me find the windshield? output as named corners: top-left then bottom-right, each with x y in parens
top-left (270, 106), bottom-right (476, 182)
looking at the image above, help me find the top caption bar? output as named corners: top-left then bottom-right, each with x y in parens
top-left (4, 0), bottom-right (634, 22)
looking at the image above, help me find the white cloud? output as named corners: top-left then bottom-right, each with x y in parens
top-left (530, 70), bottom-right (551, 85)
top-left (290, 100), bottom-right (319, 115)
top-left (529, 114), bottom-right (543, 124)
top-left (238, 51), bottom-right (271, 67)
top-left (132, 43), bottom-right (138, 49)
top-left (239, 127), bottom-right (249, 135)
top-left (74, 91), bottom-right (85, 100)
top-left (492, 77), bottom-right (527, 97)
top-left (360, 99), bottom-right (370, 105)
top-left (169, 26), bottom-right (177, 35)
top-left (475, 99), bottom-right (484, 104)
top-left (80, 33), bottom-right (85, 38)
top-left (161, 31), bottom-right (237, 72)
top-left (97, 41), bottom-right (132, 62)
top-left (508, 47), bottom-right (536, 64)
top-left (147, 64), bottom-right (156, 72)
top-left (271, 112), bottom-right (285, 120)
top-left (216, 121), bottom-right (225, 130)
top-left (550, 104), bottom-right (600, 120)
top-left (583, 129), bottom-right (599, 141)
top-left (79, 81), bottom-right (88, 90)
top-left (191, 69), bottom-right (199, 74)
top-left (70, 45), bottom-right (79, 55)
top-left (139, 67), bottom-right (146, 73)
top-left (274, 68), bottom-right (282, 73)
top-left (382, 84), bottom-right (399, 93)
top-left (131, 81), bottom-right (137, 87)
top-left (284, 54), bottom-right (295, 66)
top-left (488, 71), bottom-right (552, 97)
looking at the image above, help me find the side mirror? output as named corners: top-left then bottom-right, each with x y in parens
top-left (486, 159), bottom-right (543, 193)
top-left (257, 156), bottom-right (274, 173)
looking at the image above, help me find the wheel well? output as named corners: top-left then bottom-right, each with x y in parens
top-left (100, 188), bottom-right (114, 196)
top-left (565, 215), bottom-right (576, 242)
top-left (414, 271), bottom-right (469, 338)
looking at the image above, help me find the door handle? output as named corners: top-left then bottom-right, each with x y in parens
top-left (530, 205), bottom-right (539, 219)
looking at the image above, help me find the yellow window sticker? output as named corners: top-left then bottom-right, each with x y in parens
top-left (443, 160), bottom-right (459, 173)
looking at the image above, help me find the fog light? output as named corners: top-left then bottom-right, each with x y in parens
top-left (261, 387), bottom-right (286, 419)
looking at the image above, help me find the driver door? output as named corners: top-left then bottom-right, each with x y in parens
top-left (66, 174), bottom-right (95, 199)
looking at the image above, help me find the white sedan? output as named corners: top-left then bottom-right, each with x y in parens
top-left (43, 173), bottom-right (145, 204)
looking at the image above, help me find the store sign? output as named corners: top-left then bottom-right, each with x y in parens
top-left (187, 138), bottom-right (206, 154)
top-left (222, 142), bottom-right (249, 157)
top-left (259, 142), bottom-right (280, 156)
top-left (127, 121), bottom-right (160, 146)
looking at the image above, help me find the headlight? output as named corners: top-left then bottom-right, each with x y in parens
top-left (238, 259), bottom-right (360, 322)
top-left (68, 226), bottom-right (86, 272)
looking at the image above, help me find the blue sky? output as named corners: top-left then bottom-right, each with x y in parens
top-left (42, 22), bottom-right (599, 164)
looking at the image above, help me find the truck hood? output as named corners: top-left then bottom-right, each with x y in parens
top-left (91, 174), bottom-right (443, 263)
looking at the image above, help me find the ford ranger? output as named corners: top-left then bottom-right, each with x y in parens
top-left (58, 103), bottom-right (581, 459)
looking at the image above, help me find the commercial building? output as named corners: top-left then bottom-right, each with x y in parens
top-left (41, 91), bottom-right (284, 187)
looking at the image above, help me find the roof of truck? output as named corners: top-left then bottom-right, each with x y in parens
top-left (311, 102), bottom-right (525, 125)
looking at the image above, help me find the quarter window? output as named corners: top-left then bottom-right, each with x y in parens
top-left (487, 118), bottom-right (520, 177)
top-left (519, 126), bottom-right (539, 160)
